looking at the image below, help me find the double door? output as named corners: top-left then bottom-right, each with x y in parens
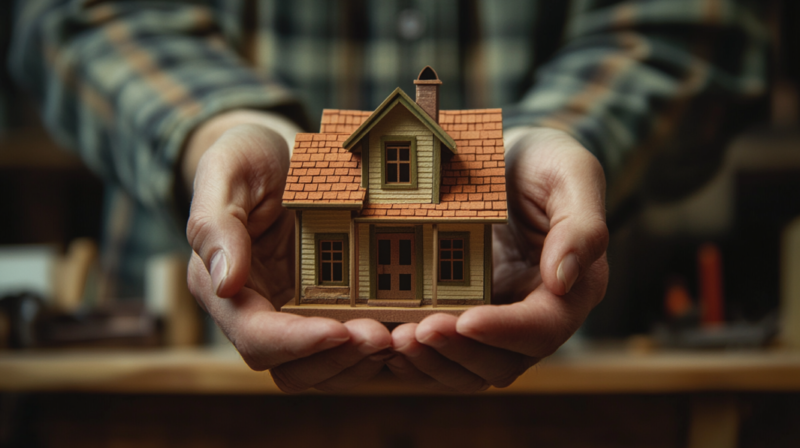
top-left (376, 233), bottom-right (415, 300)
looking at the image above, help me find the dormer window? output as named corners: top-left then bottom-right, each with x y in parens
top-left (381, 135), bottom-right (417, 189)
top-left (386, 142), bottom-right (411, 184)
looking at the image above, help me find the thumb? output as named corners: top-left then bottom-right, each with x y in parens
top-left (510, 128), bottom-right (609, 296)
top-left (186, 124), bottom-right (290, 298)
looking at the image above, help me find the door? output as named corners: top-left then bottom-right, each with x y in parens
top-left (376, 233), bottom-right (415, 300)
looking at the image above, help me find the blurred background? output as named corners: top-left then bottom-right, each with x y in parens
top-left (2, 1), bottom-right (800, 447)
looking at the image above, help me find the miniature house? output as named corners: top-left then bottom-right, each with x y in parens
top-left (281, 66), bottom-right (507, 322)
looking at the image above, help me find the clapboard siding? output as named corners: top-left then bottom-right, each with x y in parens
top-left (423, 223), bottom-right (484, 300)
top-left (300, 210), bottom-right (351, 293)
top-left (358, 223), bottom-right (370, 300)
top-left (368, 105), bottom-right (433, 203)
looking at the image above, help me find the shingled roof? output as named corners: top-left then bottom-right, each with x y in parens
top-left (283, 108), bottom-right (506, 221)
top-left (282, 133), bottom-right (365, 208)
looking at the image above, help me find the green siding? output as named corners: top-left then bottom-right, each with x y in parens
top-left (367, 106), bottom-right (434, 203)
top-left (300, 210), bottom-right (351, 294)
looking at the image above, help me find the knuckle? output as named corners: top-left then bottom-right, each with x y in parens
top-left (185, 213), bottom-right (214, 252)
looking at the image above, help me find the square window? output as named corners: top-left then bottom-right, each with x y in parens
top-left (438, 234), bottom-right (469, 285)
top-left (316, 234), bottom-right (348, 286)
top-left (382, 138), bottom-right (416, 189)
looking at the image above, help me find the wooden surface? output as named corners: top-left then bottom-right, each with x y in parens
top-left (2, 346), bottom-right (800, 394)
top-left (281, 303), bottom-right (468, 323)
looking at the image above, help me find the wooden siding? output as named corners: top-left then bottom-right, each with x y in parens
top-left (354, 222), bottom-right (485, 301)
top-left (300, 210), bottom-right (351, 294)
top-left (368, 105), bottom-right (433, 203)
top-left (358, 223), bottom-right (370, 300)
top-left (423, 223), bottom-right (484, 300)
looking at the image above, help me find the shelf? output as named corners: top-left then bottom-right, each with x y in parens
top-left (2, 346), bottom-right (800, 394)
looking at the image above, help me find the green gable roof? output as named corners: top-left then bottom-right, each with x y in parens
top-left (342, 87), bottom-right (457, 153)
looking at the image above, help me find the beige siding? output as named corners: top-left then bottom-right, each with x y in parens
top-left (368, 105), bottom-right (433, 203)
top-left (358, 223), bottom-right (370, 300)
top-left (354, 223), bottom-right (484, 301)
top-left (423, 223), bottom-right (484, 300)
top-left (300, 210), bottom-right (351, 294)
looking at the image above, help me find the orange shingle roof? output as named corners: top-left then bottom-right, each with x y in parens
top-left (320, 110), bottom-right (372, 134)
top-left (282, 133), bottom-right (365, 207)
top-left (283, 108), bottom-right (506, 221)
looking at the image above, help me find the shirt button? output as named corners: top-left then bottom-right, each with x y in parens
top-left (397, 9), bottom-right (425, 40)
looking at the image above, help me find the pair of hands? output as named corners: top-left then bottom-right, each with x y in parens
top-left (184, 110), bottom-right (609, 393)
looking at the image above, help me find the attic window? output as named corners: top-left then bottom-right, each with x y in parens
top-left (381, 136), bottom-right (417, 190)
top-left (386, 143), bottom-right (411, 183)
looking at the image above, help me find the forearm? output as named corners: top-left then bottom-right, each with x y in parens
top-left (505, 0), bottom-right (769, 178)
top-left (9, 0), bottom-right (306, 222)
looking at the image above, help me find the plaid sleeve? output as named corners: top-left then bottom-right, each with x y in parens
top-left (504, 0), bottom-right (769, 180)
top-left (8, 0), bottom-right (307, 223)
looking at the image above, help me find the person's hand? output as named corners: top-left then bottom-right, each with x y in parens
top-left (388, 128), bottom-right (609, 392)
top-left (184, 111), bottom-right (392, 393)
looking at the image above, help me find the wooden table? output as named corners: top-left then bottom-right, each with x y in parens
top-left (1, 346), bottom-right (800, 394)
top-left (1, 346), bottom-right (799, 448)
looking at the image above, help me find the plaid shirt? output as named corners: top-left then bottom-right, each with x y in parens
top-left (9, 0), bottom-right (769, 298)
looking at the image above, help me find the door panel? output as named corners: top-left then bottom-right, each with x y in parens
top-left (376, 233), bottom-right (415, 300)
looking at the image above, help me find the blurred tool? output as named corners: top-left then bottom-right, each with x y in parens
top-left (654, 242), bottom-right (777, 349)
top-left (664, 277), bottom-right (694, 321)
top-left (52, 238), bottom-right (97, 313)
top-left (698, 243), bottom-right (725, 327)
top-left (0, 240), bottom-right (202, 349)
top-left (0, 293), bottom-right (44, 349)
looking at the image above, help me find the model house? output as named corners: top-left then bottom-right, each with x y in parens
top-left (281, 66), bottom-right (507, 322)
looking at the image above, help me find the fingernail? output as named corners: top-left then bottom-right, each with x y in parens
top-left (418, 330), bottom-right (447, 349)
top-left (557, 253), bottom-right (580, 294)
top-left (210, 250), bottom-right (229, 296)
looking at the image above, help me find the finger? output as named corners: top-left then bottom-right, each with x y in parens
top-left (416, 314), bottom-right (535, 388)
top-left (458, 255), bottom-right (609, 358)
top-left (392, 323), bottom-right (488, 393)
top-left (508, 129), bottom-right (608, 295)
top-left (270, 319), bottom-right (391, 393)
top-left (186, 125), bottom-right (290, 298)
top-left (314, 353), bottom-right (390, 392)
top-left (187, 252), bottom-right (209, 312)
top-left (197, 276), bottom-right (350, 372)
top-left (385, 353), bottom-right (455, 393)
top-left (388, 324), bottom-right (453, 391)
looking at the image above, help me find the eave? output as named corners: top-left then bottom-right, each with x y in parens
top-left (282, 202), bottom-right (364, 210)
top-left (341, 88), bottom-right (457, 154)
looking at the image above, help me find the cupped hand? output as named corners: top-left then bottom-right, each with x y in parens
top-left (388, 128), bottom-right (609, 392)
top-left (185, 112), bottom-right (391, 392)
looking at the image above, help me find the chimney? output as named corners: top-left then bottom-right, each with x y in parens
top-left (414, 66), bottom-right (442, 123)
